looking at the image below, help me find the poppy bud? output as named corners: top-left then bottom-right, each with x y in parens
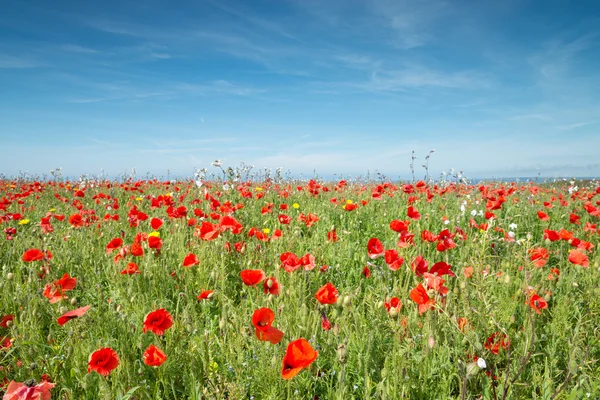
top-left (544, 293), bottom-right (551, 302)
top-left (70, 297), bottom-right (77, 305)
top-left (460, 281), bottom-right (466, 289)
top-left (336, 297), bottom-right (343, 307)
top-left (59, 306), bottom-right (68, 315)
top-left (6, 272), bottom-right (14, 280)
top-left (116, 304), bottom-right (122, 313)
top-left (389, 307), bottom-right (399, 317)
top-left (6, 319), bottom-right (13, 328)
top-left (504, 275), bottom-right (510, 284)
top-left (337, 344), bottom-right (347, 363)
top-left (343, 295), bottom-right (351, 307)
top-left (427, 336), bottom-right (435, 348)
top-left (377, 301), bottom-right (384, 309)
top-left (219, 318), bottom-right (226, 330)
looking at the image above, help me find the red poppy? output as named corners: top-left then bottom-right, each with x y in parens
top-left (120, 262), bottom-right (140, 275)
top-left (410, 255), bottom-right (429, 276)
top-left (315, 282), bottom-right (339, 305)
top-left (384, 249), bottom-right (404, 271)
top-left (143, 344), bottom-right (167, 367)
top-left (131, 241), bottom-right (144, 257)
top-left (280, 252), bottom-right (301, 272)
top-left (409, 284), bottom-right (435, 315)
top-left (57, 305), bottom-right (91, 326)
top-left (43, 273), bottom-right (77, 304)
top-left (88, 347), bottom-right (119, 376)
top-left (537, 211), bottom-right (550, 221)
top-left (367, 238), bottom-right (384, 259)
top-left (252, 308), bottom-right (284, 344)
top-left (407, 206), bottom-right (421, 220)
top-left (197, 290), bottom-right (214, 300)
top-left (148, 236), bottom-right (162, 250)
top-left (384, 297), bottom-right (402, 314)
top-left (543, 229), bottom-right (560, 242)
top-left (529, 247), bottom-right (549, 268)
top-left (240, 269), bottom-right (266, 286)
top-left (143, 308), bottom-right (173, 335)
top-left (389, 219), bottom-right (410, 233)
top-left (278, 214), bottom-right (292, 225)
top-left (327, 229), bottom-right (338, 242)
top-left (0, 314), bottom-right (14, 328)
top-left (263, 277), bottom-right (280, 295)
top-left (105, 238), bottom-right (123, 253)
top-left (3, 380), bottom-right (55, 400)
top-left (299, 253), bottom-right (316, 271)
top-left (150, 217), bottom-right (164, 230)
top-left (22, 248), bottom-right (45, 262)
top-left (281, 338), bottom-right (318, 380)
top-left (195, 221), bottom-right (220, 241)
top-left (321, 313), bottom-right (332, 331)
top-left (182, 253), bottom-right (200, 267)
top-left (528, 293), bottom-right (548, 314)
top-left (428, 261), bottom-right (455, 277)
top-left (362, 265), bottom-right (371, 278)
top-left (68, 214), bottom-right (84, 227)
top-left (568, 250), bottom-right (589, 267)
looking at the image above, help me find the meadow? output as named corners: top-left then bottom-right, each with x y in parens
top-left (1, 175), bottom-right (599, 399)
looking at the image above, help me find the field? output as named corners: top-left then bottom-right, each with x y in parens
top-left (1, 176), bottom-right (599, 399)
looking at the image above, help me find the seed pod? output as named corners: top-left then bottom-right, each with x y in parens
top-left (6, 273), bottom-right (14, 280)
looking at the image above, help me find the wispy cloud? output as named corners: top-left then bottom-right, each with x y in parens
top-left (0, 54), bottom-right (38, 68)
top-left (556, 121), bottom-right (596, 130)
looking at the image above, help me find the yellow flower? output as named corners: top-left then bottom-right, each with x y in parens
top-left (346, 199), bottom-right (353, 204)
top-left (292, 203), bottom-right (300, 209)
top-left (135, 197), bottom-right (143, 201)
top-left (148, 231), bottom-right (160, 237)
top-left (255, 187), bottom-right (263, 191)
top-left (263, 228), bottom-right (271, 234)
top-left (18, 219), bottom-right (30, 225)
top-left (48, 208), bottom-right (56, 212)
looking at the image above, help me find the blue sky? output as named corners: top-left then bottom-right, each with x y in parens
top-left (1, 0), bottom-right (599, 180)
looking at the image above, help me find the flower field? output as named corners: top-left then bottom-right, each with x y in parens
top-left (1, 177), bottom-right (599, 399)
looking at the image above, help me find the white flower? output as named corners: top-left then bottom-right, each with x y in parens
top-left (477, 357), bottom-right (487, 369)
top-left (471, 210), bottom-right (477, 217)
top-left (444, 219), bottom-right (450, 225)
top-left (508, 231), bottom-right (515, 238)
top-left (212, 159), bottom-right (223, 167)
top-left (509, 223), bottom-right (517, 230)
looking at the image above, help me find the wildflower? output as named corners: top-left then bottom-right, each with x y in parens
top-left (182, 253), bottom-right (200, 267)
top-left (263, 277), bottom-right (280, 295)
top-left (252, 308), bottom-right (284, 344)
top-left (88, 348), bottom-right (119, 376)
top-left (143, 344), bottom-right (167, 367)
top-left (197, 289), bottom-right (214, 300)
top-left (57, 305), bottom-right (90, 326)
top-left (315, 283), bottom-right (339, 305)
top-left (17, 219), bottom-right (30, 225)
top-left (143, 308), bottom-right (173, 335)
top-left (3, 379), bottom-right (55, 400)
top-left (240, 269), bottom-right (266, 286)
top-left (367, 238), bottom-right (384, 259)
top-left (568, 250), bottom-right (589, 267)
top-left (281, 338), bottom-right (318, 380)
top-left (528, 293), bottom-right (548, 314)
top-left (120, 262), bottom-right (140, 275)
top-left (409, 284), bottom-right (435, 315)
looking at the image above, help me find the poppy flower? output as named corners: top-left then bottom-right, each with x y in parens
top-left (384, 297), bottom-right (402, 314)
top-left (148, 236), bottom-right (162, 250)
top-left (88, 347), bottom-right (119, 376)
top-left (68, 214), bottom-right (84, 227)
top-left (21, 248), bottom-right (45, 262)
top-left (130, 241), bottom-right (144, 257)
top-left (240, 269), bottom-right (266, 286)
top-left (327, 229), bottom-right (338, 242)
top-left (568, 250), bottom-right (589, 267)
top-left (57, 305), bottom-right (90, 326)
top-left (537, 211), bottom-right (550, 221)
top-left (527, 247), bottom-right (548, 268)
top-left (252, 308), bottom-right (284, 344)
top-left (384, 249), bottom-right (404, 271)
top-left (281, 338), bottom-right (318, 380)
top-left (280, 252), bottom-right (301, 272)
top-left (195, 221), bottom-right (220, 241)
top-left (143, 344), bottom-right (167, 367)
top-left (197, 290), bottom-right (214, 300)
top-left (143, 308), bottom-right (173, 335)
top-left (362, 265), bottom-right (371, 278)
top-left (105, 238), bottom-right (123, 253)
top-left (367, 238), bottom-right (384, 259)
top-left (1, 314), bottom-right (14, 328)
top-left (407, 206), bottom-right (421, 220)
top-left (150, 217), bottom-right (164, 230)
top-left (43, 273), bottom-right (77, 303)
top-left (428, 261), bottom-right (455, 277)
top-left (389, 219), bottom-right (410, 233)
top-left (409, 284), bottom-right (435, 315)
top-left (463, 266), bottom-right (474, 278)
top-left (120, 262), bottom-right (140, 275)
top-left (315, 283), bottom-right (338, 305)
top-left (299, 253), bottom-right (316, 271)
top-left (528, 293), bottom-right (548, 314)
top-left (182, 253), bottom-right (200, 267)
top-left (263, 277), bottom-right (280, 295)
top-left (3, 380), bottom-right (55, 400)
